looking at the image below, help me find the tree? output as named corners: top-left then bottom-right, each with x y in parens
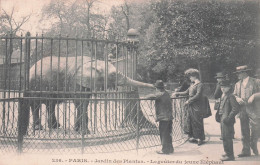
top-left (137, 0), bottom-right (260, 82)
top-left (0, 7), bottom-right (31, 62)
top-left (0, 7), bottom-right (31, 36)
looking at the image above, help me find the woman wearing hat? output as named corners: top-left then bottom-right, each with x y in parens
top-left (174, 68), bottom-right (211, 145)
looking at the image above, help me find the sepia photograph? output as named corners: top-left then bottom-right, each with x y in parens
top-left (0, 0), bottom-right (259, 165)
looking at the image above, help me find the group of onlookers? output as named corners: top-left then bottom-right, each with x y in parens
top-left (213, 65), bottom-right (260, 161)
top-left (123, 65), bottom-right (260, 161)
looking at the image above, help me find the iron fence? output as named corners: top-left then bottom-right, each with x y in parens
top-left (0, 33), bottom-right (187, 154)
top-left (0, 95), bottom-right (187, 154)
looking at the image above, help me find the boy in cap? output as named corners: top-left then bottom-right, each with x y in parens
top-left (124, 77), bottom-right (174, 154)
top-left (122, 78), bottom-right (174, 154)
top-left (142, 80), bottom-right (174, 154)
top-left (216, 80), bottom-right (240, 161)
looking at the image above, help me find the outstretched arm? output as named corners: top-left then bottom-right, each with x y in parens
top-left (126, 77), bottom-right (154, 88)
top-left (117, 71), bottom-right (154, 88)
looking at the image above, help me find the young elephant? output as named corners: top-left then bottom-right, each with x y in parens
top-left (28, 56), bottom-right (118, 132)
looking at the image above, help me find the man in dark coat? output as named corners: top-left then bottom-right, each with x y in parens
top-left (214, 72), bottom-right (227, 99)
top-left (233, 65), bottom-right (260, 157)
top-left (214, 72), bottom-right (234, 140)
top-left (216, 80), bottom-right (240, 161)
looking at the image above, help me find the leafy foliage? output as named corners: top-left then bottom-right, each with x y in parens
top-left (137, 0), bottom-right (260, 82)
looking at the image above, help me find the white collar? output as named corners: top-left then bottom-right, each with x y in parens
top-left (242, 76), bottom-right (249, 86)
top-left (192, 80), bottom-right (200, 86)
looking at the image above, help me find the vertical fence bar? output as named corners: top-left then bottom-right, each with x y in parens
top-left (19, 34), bottom-right (23, 97)
top-left (50, 38), bottom-right (53, 92)
top-left (126, 45), bottom-right (131, 125)
top-left (136, 98), bottom-right (140, 154)
top-left (24, 34), bottom-right (27, 92)
top-left (74, 37), bottom-right (78, 93)
top-left (65, 36), bottom-right (69, 133)
top-left (104, 40), bottom-right (108, 131)
top-left (114, 42), bottom-right (118, 129)
top-left (6, 34), bottom-right (12, 133)
top-left (81, 101), bottom-right (87, 154)
top-left (131, 47), bottom-right (134, 79)
top-left (39, 34), bottom-right (44, 136)
top-left (35, 34), bottom-right (38, 87)
top-left (80, 39), bottom-right (84, 136)
top-left (80, 40), bottom-right (84, 94)
top-left (90, 40), bottom-right (94, 131)
top-left (8, 33), bottom-right (12, 94)
top-left (17, 98), bottom-right (23, 154)
top-left (2, 35), bottom-right (8, 134)
top-left (32, 35), bottom-right (38, 134)
top-left (27, 33), bottom-right (31, 91)
top-left (94, 41), bottom-right (97, 134)
top-left (49, 38), bottom-right (53, 133)
top-left (74, 38), bottom-right (78, 134)
top-left (57, 35), bottom-right (61, 132)
top-left (134, 47), bottom-right (137, 80)
top-left (40, 34), bottom-right (43, 93)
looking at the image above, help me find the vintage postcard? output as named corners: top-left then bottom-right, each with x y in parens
top-left (0, 0), bottom-right (259, 165)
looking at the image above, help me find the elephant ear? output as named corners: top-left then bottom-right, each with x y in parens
top-left (75, 60), bottom-right (103, 88)
top-left (75, 59), bottom-right (117, 89)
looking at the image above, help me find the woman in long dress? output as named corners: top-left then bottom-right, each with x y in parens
top-left (174, 68), bottom-right (207, 145)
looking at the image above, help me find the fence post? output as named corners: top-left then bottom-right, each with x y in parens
top-left (81, 100), bottom-right (87, 154)
top-left (24, 32), bottom-right (31, 91)
top-left (17, 98), bottom-right (28, 154)
top-left (17, 98), bottom-right (23, 154)
top-left (136, 98), bottom-right (140, 154)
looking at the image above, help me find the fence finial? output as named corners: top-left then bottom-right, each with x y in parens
top-left (26, 32), bottom-right (31, 37)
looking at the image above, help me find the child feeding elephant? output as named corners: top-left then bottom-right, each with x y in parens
top-left (121, 78), bottom-right (174, 155)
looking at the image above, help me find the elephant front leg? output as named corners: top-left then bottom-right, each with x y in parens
top-left (74, 100), bottom-right (90, 134)
top-left (46, 102), bottom-right (60, 129)
top-left (30, 101), bottom-right (43, 130)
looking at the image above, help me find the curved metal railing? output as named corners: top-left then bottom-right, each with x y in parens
top-left (0, 95), bottom-right (187, 154)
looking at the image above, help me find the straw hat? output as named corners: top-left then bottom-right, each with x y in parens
top-left (233, 65), bottom-right (251, 73)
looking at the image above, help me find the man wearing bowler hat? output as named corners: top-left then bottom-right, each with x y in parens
top-left (214, 72), bottom-right (234, 140)
top-left (214, 72), bottom-right (229, 99)
top-left (233, 65), bottom-right (260, 157)
top-left (217, 80), bottom-right (240, 161)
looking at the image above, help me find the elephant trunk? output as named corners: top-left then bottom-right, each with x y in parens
top-left (117, 71), bottom-right (154, 88)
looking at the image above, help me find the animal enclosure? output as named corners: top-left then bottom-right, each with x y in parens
top-left (0, 33), bottom-right (187, 154)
